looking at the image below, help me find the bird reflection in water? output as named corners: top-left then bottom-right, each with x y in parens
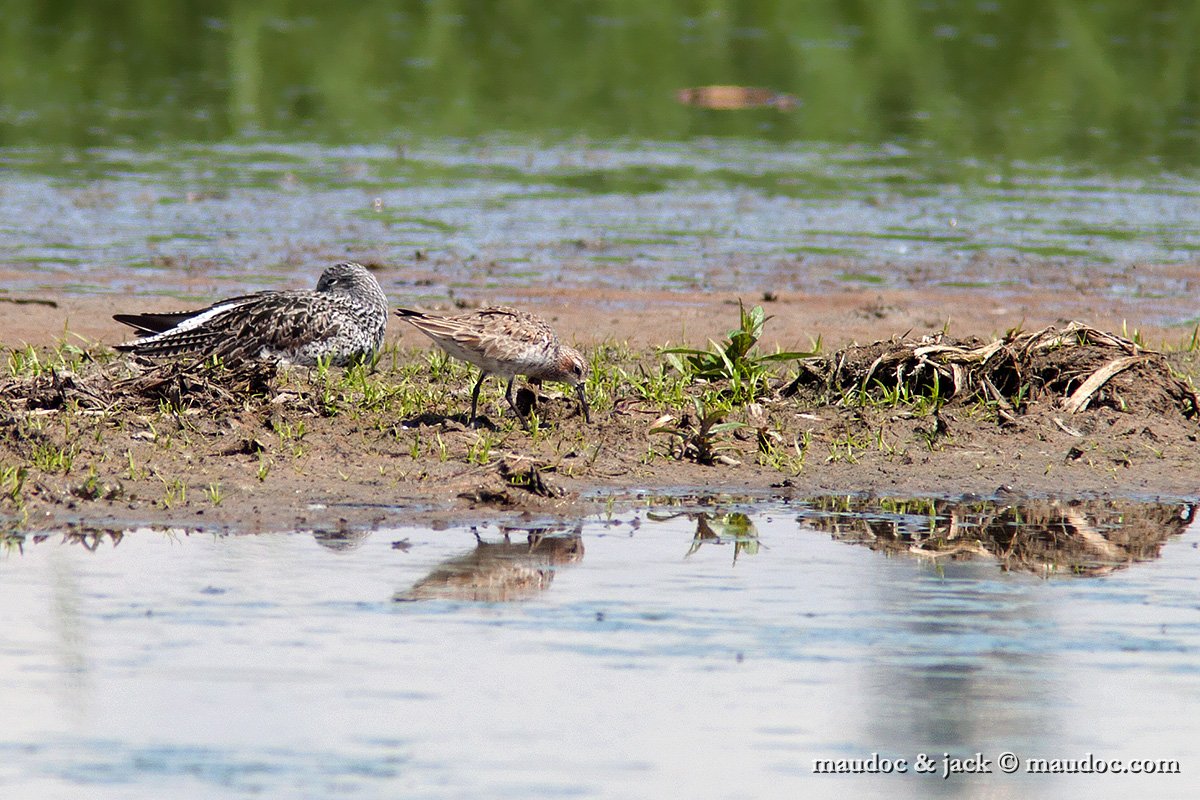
top-left (396, 525), bottom-right (583, 602)
top-left (311, 525), bottom-right (373, 552)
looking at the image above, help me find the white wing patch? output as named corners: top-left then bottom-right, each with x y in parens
top-left (131, 297), bottom-right (258, 345)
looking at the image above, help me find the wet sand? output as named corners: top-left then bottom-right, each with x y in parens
top-left (4, 277), bottom-right (1196, 355)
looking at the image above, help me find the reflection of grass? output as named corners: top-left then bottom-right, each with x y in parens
top-left (683, 512), bottom-right (761, 562)
top-left (6, 256), bottom-right (84, 265)
top-left (937, 280), bottom-right (1018, 288)
top-left (974, 192), bottom-right (1063, 205)
top-left (355, 211), bottom-right (459, 233)
top-left (956, 241), bottom-right (1111, 261)
top-left (652, 229), bottom-right (713, 238)
top-left (60, 283), bottom-right (119, 293)
top-left (711, 168), bottom-right (842, 198)
top-left (837, 272), bottom-right (885, 284)
top-left (485, 190), bottom-right (583, 207)
top-left (1016, 244), bottom-right (1100, 259)
top-left (786, 245), bottom-right (858, 256)
top-left (371, 159), bottom-right (529, 186)
top-left (1064, 225), bottom-right (1142, 241)
top-left (145, 233), bottom-right (213, 243)
top-left (546, 167), bottom-right (683, 194)
top-left (805, 229), bottom-right (967, 243)
top-left (881, 227), bottom-right (968, 243)
top-left (605, 236), bottom-right (677, 246)
top-left (177, 147), bottom-right (310, 165)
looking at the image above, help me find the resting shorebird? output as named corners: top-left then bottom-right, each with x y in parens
top-left (113, 262), bottom-right (388, 367)
top-left (395, 306), bottom-right (590, 428)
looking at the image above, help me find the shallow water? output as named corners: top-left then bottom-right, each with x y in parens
top-left (3, 140), bottom-right (1200, 329)
top-left (5, 4), bottom-right (1200, 332)
top-left (2, 498), bottom-right (1197, 799)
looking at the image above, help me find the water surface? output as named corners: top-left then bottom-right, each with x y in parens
top-left (4, 3), bottom-right (1200, 329)
top-left (2, 498), bottom-right (1197, 798)
top-left (3, 139), bottom-right (1199, 329)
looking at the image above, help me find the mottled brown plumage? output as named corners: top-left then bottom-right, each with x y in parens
top-left (396, 305), bottom-right (589, 427)
top-left (114, 263), bottom-right (388, 366)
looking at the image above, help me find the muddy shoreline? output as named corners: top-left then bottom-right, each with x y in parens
top-left (4, 279), bottom-right (1198, 356)
top-left (2, 286), bottom-right (1199, 535)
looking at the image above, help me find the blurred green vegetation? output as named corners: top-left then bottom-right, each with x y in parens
top-left (1, 0), bottom-right (1198, 166)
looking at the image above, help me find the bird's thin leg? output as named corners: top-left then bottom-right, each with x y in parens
top-left (505, 377), bottom-right (531, 431)
top-left (470, 372), bottom-right (487, 427)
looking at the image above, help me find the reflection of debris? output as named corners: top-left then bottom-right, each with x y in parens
top-left (8, 526), bottom-right (104, 554)
top-left (62, 526), bottom-right (124, 551)
top-left (800, 497), bottom-right (1195, 577)
top-left (396, 526), bottom-right (583, 602)
top-left (676, 86), bottom-right (800, 110)
top-left (3, 525), bottom-right (203, 553)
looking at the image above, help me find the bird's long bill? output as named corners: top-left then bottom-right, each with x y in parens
top-left (575, 384), bottom-right (591, 423)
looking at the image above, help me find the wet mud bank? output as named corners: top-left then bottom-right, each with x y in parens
top-left (1, 306), bottom-right (1197, 537)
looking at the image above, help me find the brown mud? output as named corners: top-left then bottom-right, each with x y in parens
top-left (1, 287), bottom-right (1198, 535)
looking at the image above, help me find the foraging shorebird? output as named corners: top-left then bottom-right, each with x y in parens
top-left (395, 305), bottom-right (590, 428)
top-left (113, 262), bottom-right (388, 366)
